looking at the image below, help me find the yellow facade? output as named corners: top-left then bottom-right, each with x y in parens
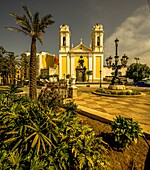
top-left (41, 54), bottom-right (55, 68)
top-left (21, 52), bottom-right (59, 80)
top-left (41, 55), bottom-right (46, 68)
top-left (59, 24), bottom-right (104, 81)
top-left (62, 56), bottom-right (67, 76)
top-left (95, 56), bottom-right (101, 78)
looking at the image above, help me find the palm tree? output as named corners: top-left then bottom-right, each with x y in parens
top-left (6, 52), bottom-right (19, 85)
top-left (0, 57), bottom-right (9, 85)
top-left (21, 53), bottom-right (30, 81)
top-left (0, 47), bottom-right (9, 85)
top-left (6, 6), bottom-right (54, 100)
top-left (0, 47), bottom-right (20, 85)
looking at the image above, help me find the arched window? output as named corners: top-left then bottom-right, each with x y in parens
top-left (97, 36), bottom-right (100, 46)
top-left (63, 36), bottom-right (66, 46)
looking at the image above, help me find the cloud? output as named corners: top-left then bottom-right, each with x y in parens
top-left (104, 5), bottom-right (150, 66)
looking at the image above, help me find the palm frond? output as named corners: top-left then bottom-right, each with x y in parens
top-left (34, 12), bottom-right (40, 24)
top-left (9, 13), bottom-right (26, 25)
top-left (22, 15), bottom-right (32, 30)
top-left (41, 14), bottom-right (54, 25)
top-left (40, 14), bottom-right (54, 32)
top-left (31, 134), bottom-right (39, 148)
top-left (33, 12), bottom-right (40, 33)
top-left (5, 26), bottom-right (29, 36)
top-left (9, 12), bottom-right (21, 20)
top-left (40, 137), bottom-right (46, 152)
top-left (9, 12), bottom-right (32, 32)
top-left (23, 131), bottom-right (36, 142)
top-left (22, 5), bottom-right (33, 24)
top-left (20, 25), bottom-right (31, 34)
top-left (37, 137), bottom-right (41, 155)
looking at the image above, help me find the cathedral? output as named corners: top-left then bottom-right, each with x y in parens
top-left (58, 23), bottom-right (104, 81)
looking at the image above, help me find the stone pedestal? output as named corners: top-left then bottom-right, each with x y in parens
top-left (69, 86), bottom-right (77, 98)
top-left (68, 75), bottom-right (78, 98)
top-left (108, 84), bottom-right (126, 90)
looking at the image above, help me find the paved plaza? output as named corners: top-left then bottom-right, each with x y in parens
top-left (19, 84), bottom-right (150, 135)
top-left (74, 85), bottom-right (150, 135)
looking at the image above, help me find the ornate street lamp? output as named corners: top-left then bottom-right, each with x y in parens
top-left (106, 38), bottom-right (129, 86)
top-left (106, 56), bottom-right (113, 67)
top-left (121, 54), bottom-right (129, 66)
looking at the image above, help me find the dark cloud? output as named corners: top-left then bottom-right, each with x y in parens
top-left (0, 0), bottom-right (147, 59)
top-left (105, 5), bottom-right (150, 66)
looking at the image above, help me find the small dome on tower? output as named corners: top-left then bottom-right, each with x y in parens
top-left (92, 23), bottom-right (103, 31)
top-left (60, 24), bottom-right (70, 31)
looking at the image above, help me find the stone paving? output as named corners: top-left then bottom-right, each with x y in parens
top-left (19, 84), bottom-right (150, 135)
top-left (74, 85), bottom-right (150, 135)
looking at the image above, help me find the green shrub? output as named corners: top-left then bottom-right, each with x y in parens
top-left (14, 89), bottom-right (24, 93)
top-left (38, 87), bottom-right (63, 110)
top-left (96, 88), bottom-right (106, 93)
top-left (134, 91), bottom-right (140, 95)
top-left (126, 91), bottom-right (131, 95)
top-left (106, 91), bottom-right (111, 94)
top-left (62, 101), bottom-right (78, 113)
top-left (111, 91), bottom-right (117, 95)
top-left (0, 91), bottom-right (108, 169)
top-left (0, 89), bottom-right (29, 109)
top-left (117, 91), bottom-right (125, 95)
top-left (111, 115), bottom-right (143, 148)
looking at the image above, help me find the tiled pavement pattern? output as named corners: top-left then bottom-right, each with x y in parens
top-left (20, 85), bottom-right (150, 134)
top-left (74, 86), bottom-right (150, 135)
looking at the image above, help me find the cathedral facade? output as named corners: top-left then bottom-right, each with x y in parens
top-left (58, 23), bottom-right (104, 81)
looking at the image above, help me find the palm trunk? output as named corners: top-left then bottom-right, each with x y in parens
top-left (29, 36), bottom-right (37, 100)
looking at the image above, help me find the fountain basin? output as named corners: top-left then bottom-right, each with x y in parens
top-left (93, 88), bottom-right (146, 97)
top-left (108, 84), bottom-right (126, 90)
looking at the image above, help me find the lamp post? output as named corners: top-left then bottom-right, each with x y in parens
top-left (106, 38), bottom-right (129, 85)
top-left (100, 70), bottom-right (102, 88)
top-left (100, 52), bottom-right (102, 88)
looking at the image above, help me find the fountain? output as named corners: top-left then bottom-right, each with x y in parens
top-left (94, 38), bottom-right (144, 97)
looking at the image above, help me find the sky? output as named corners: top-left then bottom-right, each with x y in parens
top-left (0, 0), bottom-right (150, 66)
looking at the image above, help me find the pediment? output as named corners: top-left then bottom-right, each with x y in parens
top-left (70, 43), bottom-right (92, 52)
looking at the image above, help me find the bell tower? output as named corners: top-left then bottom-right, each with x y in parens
top-left (91, 23), bottom-right (104, 52)
top-left (59, 24), bottom-right (71, 52)
top-left (91, 23), bottom-right (104, 82)
top-left (59, 24), bottom-right (71, 79)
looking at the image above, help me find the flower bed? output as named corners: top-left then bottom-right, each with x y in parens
top-left (93, 88), bottom-right (144, 97)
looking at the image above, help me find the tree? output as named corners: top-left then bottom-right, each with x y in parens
top-left (0, 57), bottom-right (9, 85)
top-left (6, 6), bottom-right (54, 100)
top-left (0, 47), bottom-right (20, 85)
top-left (126, 63), bottom-right (150, 83)
top-left (21, 53), bottom-right (30, 81)
top-left (0, 47), bottom-right (7, 84)
top-left (6, 52), bottom-right (20, 85)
